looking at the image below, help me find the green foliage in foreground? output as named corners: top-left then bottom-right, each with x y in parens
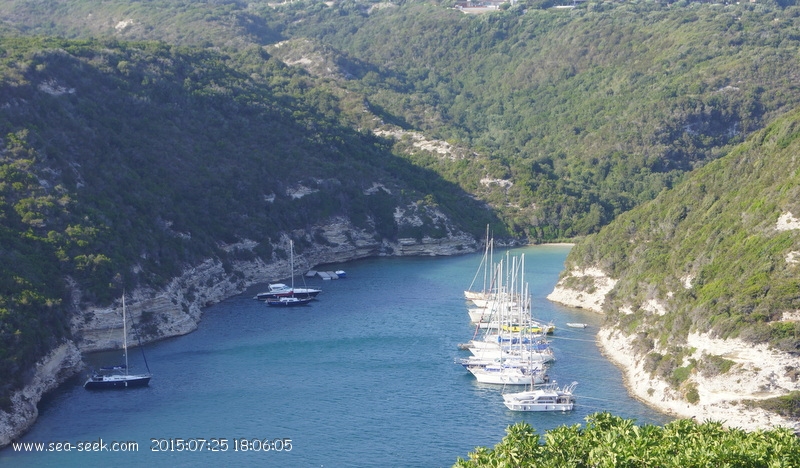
top-left (455, 413), bottom-right (800, 468)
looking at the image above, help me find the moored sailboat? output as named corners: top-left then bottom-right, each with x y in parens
top-left (262, 240), bottom-right (316, 307)
top-left (464, 225), bottom-right (495, 301)
top-left (463, 254), bottom-right (554, 384)
top-left (255, 282), bottom-right (321, 300)
top-left (266, 295), bottom-right (313, 307)
top-left (84, 295), bottom-right (152, 390)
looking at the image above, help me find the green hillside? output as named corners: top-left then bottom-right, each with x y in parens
top-left (4, 1), bottom-right (800, 240)
top-left (563, 106), bottom-right (800, 376)
top-left (262, 1), bottom-right (800, 238)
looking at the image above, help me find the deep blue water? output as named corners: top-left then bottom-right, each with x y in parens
top-left (0, 245), bottom-right (670, 467)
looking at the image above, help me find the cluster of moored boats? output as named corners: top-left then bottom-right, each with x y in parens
top-left (458, 242), bottom-right (577, 412)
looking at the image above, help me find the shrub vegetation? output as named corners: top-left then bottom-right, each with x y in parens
top-left (455, 413), bottom-right (800, 467)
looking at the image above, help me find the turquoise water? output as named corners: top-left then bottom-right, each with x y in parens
top-left (0, 245), bottom-right (670, 467)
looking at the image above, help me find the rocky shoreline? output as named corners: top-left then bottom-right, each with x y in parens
top-left (547, 267), bottom-right (800, 433)
top-left (0, 343), bottom-right (83, 448)
top-left (0, 224), bottom-right (481, 448)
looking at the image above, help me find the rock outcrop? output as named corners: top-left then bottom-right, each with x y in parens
top-left (0, 342), bottom-right (83, 447)
top-left (75, 217), bottom-right (479, 352)
top-left (546, 266), bottom-right (615, 313)
top-left (597, 328), bottom-right (800, 433)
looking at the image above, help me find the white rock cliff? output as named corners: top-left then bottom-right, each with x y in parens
top-left (548, 266), bottom-right (800, 433)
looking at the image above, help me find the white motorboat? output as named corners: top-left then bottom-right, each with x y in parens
top-left (503, 381), bottom-right (577, 412)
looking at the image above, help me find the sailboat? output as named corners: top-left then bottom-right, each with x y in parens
top-left (84, 295), bottom-right (152, 389)
top-left (464, 225), bottom-right (495, 302)
top-left (265, 240), bottom-right (314, 307)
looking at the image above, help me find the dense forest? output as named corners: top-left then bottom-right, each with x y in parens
top-left (4, 1), bottom-right (800, 240)
top-left (2, 0), bottom-right (800, 443)
top-left (272, 1), bottom-right (800, 238)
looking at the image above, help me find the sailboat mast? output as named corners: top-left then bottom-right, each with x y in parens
top-left (481, 224), bottom-right (490, 294)
top-left (290, 240), bottom-right (294, 290)
top-left (122, 295), bottom-right (129, 376)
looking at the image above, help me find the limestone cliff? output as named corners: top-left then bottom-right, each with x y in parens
top-left (0, 342), bottom-right (83, 447)
top-left (548, 267), bottom-right (800, 433)
top-left (72, 216), bottom-right (478, 351)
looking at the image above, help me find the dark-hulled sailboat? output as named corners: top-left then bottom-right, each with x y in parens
top-left (84, 295), bottom-right (152, 389)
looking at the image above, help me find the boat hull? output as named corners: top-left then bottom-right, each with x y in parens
top-left (503, 401), bottom-right (574, 412)
top-left (502, 382), bottom-right (578, 412)
top-left (266, 297), bottom-right (313, 307)
top-left (84, 375), bottom-right (151, 390)
top-left (566, 323), bottom-right (588, 328)
top-left (469, 368), bottom-right (548, 385)
top-left (255, 283), bottom-right (321, 300)
top-left (257, 290), bottom-right (320, 300)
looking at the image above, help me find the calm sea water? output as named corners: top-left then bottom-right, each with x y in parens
top-left (0, 245), bottom-right (670, 467)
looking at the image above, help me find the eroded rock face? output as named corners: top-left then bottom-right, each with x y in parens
top-left (0, 342), bottom-right (83, 447)
top-left (72, 217), bottom-right (479, 352)
top-left (546, 266), bottom-right (616, 313)
top-left (597, 328), bottom-right (800, 433)
top-left (547, 265), bottom-right (800, 433)
top-left (73, 222), bottom-right (479, 351)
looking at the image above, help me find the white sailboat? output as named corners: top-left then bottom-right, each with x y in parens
top-left (84, 295), bottom-right (152, 389)
top-left (464, 225), bottom-right (495, 301)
